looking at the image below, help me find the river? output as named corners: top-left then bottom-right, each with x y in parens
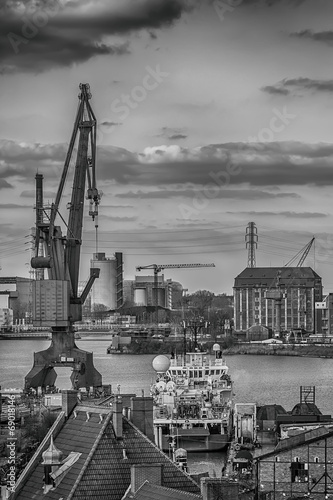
top-left (1, 336), bottom-right (333, 476)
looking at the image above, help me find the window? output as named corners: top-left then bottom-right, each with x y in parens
top-left (291, 461), bottom-right (308, 482)
top-left (314, 457), bottom-right (319, 463)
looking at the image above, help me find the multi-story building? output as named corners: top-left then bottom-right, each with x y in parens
top-left (233, 267), bottom-right (322, 333)
top-left (314, 293), bottom-right (333, 338)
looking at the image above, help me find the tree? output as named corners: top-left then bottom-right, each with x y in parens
top-left (91, 303), bottom-right (109, 321)
top-left (187, 290), bottom-right (214, 318)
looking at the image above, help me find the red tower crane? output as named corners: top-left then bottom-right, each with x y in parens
top-left (25, 83), bottom-right (103, 392)
top-left (135, 263), bottom-right (215, 326)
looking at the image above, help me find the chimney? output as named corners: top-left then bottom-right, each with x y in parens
top-left (62, 390), bottom-right (78, 418)
top-left (130, 397), bottom-right (154, 441)
top-left (113, 397), bottom-right (123, 439)
top-left (201, 478), bottom-right (239, 500)
top-left (130, 464), bottom-right (163, 493)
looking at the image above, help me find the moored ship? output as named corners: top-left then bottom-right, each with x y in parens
top-left (151, 344), bottom-right (234, 453)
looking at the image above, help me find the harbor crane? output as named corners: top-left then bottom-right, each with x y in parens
top-left (135, 263), bottom-right (215, 326)
top-left (25, 83), bottom-right (103, 392)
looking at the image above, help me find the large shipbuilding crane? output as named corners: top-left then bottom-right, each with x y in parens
top-left (25, 84), bottom-right (103, 392)
top-left (135, 263), bottom-right (215, 324)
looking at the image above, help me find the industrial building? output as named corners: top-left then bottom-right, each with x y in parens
top-left (233, 267), bottom-right (322, 334)
top-left (90, 252), bottom-right (123, 311)
top-left (123, 276), bottom-right (183, 309)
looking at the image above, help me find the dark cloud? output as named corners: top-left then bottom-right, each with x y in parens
top-left (116, 188), bottom-right (299, 200)
top-left (0, 0), bottom-right (194, 73)
top-left (0, 203), bottom-right (31, 208)
top-left (241, 0), bottom-right (305, 5)
top-left (290, 29), bottom-right (333, 46)
top-left (157, 126), bottom-right (188, 140)
top-left (227, 211), bottom-right (327, 218)
top-left (0, 179), bottom-right (13, 189)
top-left (4, 139), bottom-right (333, 190)
top-left (261, 85), bottom-right (290, 96)
top-left (169, 134), bottom-right (188, 140)
top-left (261, 77), bottom-right (333, 95)
top-left (100, 121), bottom-right (122, 128)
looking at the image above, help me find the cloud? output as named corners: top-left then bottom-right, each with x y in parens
top-left (261, 77), bottom-right (333, 95)
top-left (116, 188), bottom-right (299, 200)
top-left (0, 179), bottom-right (14, 189)
top-left (169, 134), bottom-right (188, 140)
top-left (4, 139), bottom-right (333, 190)
top-left (100, 121), bottom-right (123, 128)
top-left (290, 29), bottom-right (333, 46)
top-left (157, 126), bottom-right (188, 141)
top-left (227, 211), bottom-right (327, 218)
top-left (0, 0), bottom-right (195, 73)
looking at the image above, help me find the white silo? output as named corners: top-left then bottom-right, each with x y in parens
top-left (90, 252), bottom-right (121, 310)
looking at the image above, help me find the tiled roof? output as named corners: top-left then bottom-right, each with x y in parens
top-left (234, 266), bottom-right (321, 286)
top-left (15, 406), bottom-right (111, 500)
top-left (14, 404), bottom-right (200, 500)
top-left (73, 418), bottom-right (201, 499)
top-left (125, 480), bottom-right (202, 500)
top-left (256, 427), bottom-right (333, 460)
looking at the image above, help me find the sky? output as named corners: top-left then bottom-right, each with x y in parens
top-left (1, 0), bottom-right (333, 295)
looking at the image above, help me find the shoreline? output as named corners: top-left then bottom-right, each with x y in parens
top-left (223, 342), bottom-right (333, 358)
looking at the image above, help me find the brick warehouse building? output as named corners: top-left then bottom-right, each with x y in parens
top-left (233, 267), bottom-right (322, 333)
top-left (255, 427), bottom-right (333, 499)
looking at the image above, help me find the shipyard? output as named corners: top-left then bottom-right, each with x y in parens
top-left (1, 1), bottom-right (333, 499)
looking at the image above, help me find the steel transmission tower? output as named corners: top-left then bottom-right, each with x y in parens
top-left (245, 222), bottom-right (258, 268)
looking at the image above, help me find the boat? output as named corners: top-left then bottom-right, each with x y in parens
top-left (150, 344), bottom-right (234, 453)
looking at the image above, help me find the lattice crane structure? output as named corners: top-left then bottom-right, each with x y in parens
top-left (25, 83), bottom-right (103, 392)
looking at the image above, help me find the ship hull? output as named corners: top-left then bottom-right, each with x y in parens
top-left (161, 433), bottom-right (229, 452)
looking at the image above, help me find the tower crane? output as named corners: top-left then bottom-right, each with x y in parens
top-left (135, 263), bottom-right (215, 326)
top-left (25, 83), bottom-right (103, 392)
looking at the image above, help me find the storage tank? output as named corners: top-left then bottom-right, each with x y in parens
top-left (90, 252), bottom-right (118, 310)
top-left (134, 288), bottom-right (147, 306)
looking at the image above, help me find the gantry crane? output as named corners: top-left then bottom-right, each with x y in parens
top-left (135, 263), bottom-right (215, 326)
top-left (25, 83), bottom-right (103, 392)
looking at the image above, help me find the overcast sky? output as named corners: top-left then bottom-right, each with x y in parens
top-left (1, 0), bottom-right (333, 295)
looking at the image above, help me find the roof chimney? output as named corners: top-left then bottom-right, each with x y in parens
top-left (130, 397), bottom-right (154, 441)
top-left (201, 478), bottom-right (239, 500)
top-left (130, 464), bottom-right (163, 493)
top-left (62, 390), bottom-right (78, 418)
top-left (113, 397), bottom-right (123, 439)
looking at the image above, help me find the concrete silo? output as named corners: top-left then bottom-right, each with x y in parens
top-left (90, 252), bottom-right (123, 310)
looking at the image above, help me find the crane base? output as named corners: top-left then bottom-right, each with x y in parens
top-left (25, 329), bottom-right (102, 392)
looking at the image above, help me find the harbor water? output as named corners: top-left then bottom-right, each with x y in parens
top-left (1, 336), bottom-right (333, 476)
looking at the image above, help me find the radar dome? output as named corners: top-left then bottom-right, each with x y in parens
top-left (152, 355), bottom-right (170, 373)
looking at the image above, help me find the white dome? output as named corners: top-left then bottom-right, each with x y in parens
top-left (213, 343), bottom-right (221, 351)
top-left (152, 355), bottom-right (170, 373)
